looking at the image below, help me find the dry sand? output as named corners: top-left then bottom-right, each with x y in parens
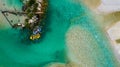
top-left (107, 21), bottom-right (120, 62)
top-left (60, 0), bottom-right (120, 66)
top-left (82, 0), bottom-right (120, 13)
top-left (81, 0), bottom-right (120, 64)
top-left (1, 0), bottom-right (120, 66)
top-left (81, 0), bottom-right (120, 29)
top-left (97, 0), bottom-right (120, 13)
top-left (82, 0), bottom-right (101, 10)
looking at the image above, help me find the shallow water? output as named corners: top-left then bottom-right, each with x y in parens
top-left (0, 0), bottom-right (118, 67)
top-left (0, 0), bottom-right (70, 66)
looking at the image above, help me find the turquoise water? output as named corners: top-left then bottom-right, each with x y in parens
top-left (0, 0), bottom-right (118, 67)
top-left (71, 14), bottom-right (117, 66)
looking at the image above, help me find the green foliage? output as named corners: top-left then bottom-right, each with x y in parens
top-left (28, 0), bottom-right (36, 6)
top-left (33, 3), bottom-right (38, 12)
top-left (28, 13), bottom-right (34, 18)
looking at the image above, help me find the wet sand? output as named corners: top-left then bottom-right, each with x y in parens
top-left (81, 0), bottom-right (120, 29)
top-left (46, 0), bottom-right (120, 67)
top-left (46, 26), bottom-right (99, 67)
top-left (107, 21), bottom-right (120, 63)
top-left (0, 0), bottom-right (120, 67)
top-left (82, 0), bottom-right (120, 65)
top-left (66, 26), bottom-right (97, 67)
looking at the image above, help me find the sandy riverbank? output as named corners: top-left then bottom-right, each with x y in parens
top-left (45, 0), bottom-right (120, 67)
top-left (81, 0), bottom-right (120, 29)
top-left (82, 0), bottom-right (120, 64)
top-left (107, 21), bottom-right (120, 62)
top-left (82, 0), bottom-right (101, 11)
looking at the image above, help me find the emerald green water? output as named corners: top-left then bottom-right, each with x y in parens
top-left (0, 0), bottom-right (118, 67)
